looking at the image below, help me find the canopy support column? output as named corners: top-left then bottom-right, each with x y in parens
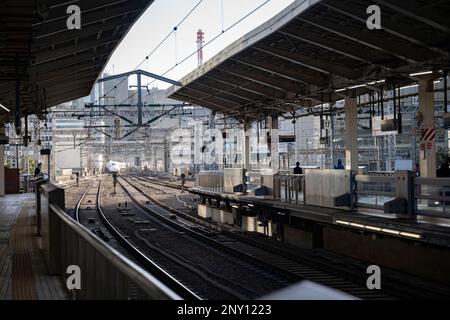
top-left (418, 78), bottom-right (436, 178)
top-left (242, 121), bottom-right (252, 170)
top-left (269, 116), bottom-right (279, 172)
top-left (344, 94), bottom-right (358, 172)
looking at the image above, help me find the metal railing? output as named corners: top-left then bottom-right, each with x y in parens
top-left (354, 175), bottom-right (396, 209)
top-left (49, 203), bottom-right (181, 300)
top-left (274, 174), bottom-right (305, 204)
top-left (195, 171), bottom-right (224, 192)
top-left (415, 178), bottom-right (450, 217)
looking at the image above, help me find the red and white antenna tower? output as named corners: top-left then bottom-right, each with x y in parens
top-left (196, 29), bottom-right (205, 66)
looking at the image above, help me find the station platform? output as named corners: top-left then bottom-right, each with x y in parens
top-left (190, 188), bottom-right (450, 248)
top-left (0, 193), bottom-right (68, 300)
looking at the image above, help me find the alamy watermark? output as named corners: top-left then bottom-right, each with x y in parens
top-left (66, 5), bottom-right (81, 30)
top-left (366, 265), bottom-right (381, 290)
top-left (63, 4), bottom-right (381, 31)
top-left (367, 5), bottom-right (382, 30)
top-left (66, 265), bottom-right (81, 290)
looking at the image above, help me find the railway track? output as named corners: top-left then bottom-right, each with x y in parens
top-left (123, 174), bottom-right (450, 300)
top-left (118, 175), bottom-right (394, 300)
top-left (104, 177), bottom-right (295, 299)
top-left (74, 178), bottom-right (201, 300)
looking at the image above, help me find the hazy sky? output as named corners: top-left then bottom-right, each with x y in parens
top-left (104, 0), bottom-right (294, 89)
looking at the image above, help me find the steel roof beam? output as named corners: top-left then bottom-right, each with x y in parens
top-left (179, 88), bottom-right (241, 109)
top-left (201, 74), bottom-right (270, 100)
top-left (252, 44), bottom-right (358, 79)
top-left (322, 0), bottom-right (449, 57)
top-left (186, 84), bottom-right (251, 105)
top-left (34, 0), bottom-right (128, 28)
top-left (45, 79), bottom-right (93, 95)
top-left (376, 0), bottom-right (450, 33)
top-left (298, 15), bottom-right (426, 63)
top-left (34, 16), bottom-right (135, 49)
top-left (206, 71), bottom-right (294, 100)
top-left (34, 2), bottom-right (143, 37)
top-left (217, 65), bottom-right (303, 93)
top-left (172, 92), bottom-right (236, 114)
top-left (30, 47), bottom-right (111, 73)
top-left (196, 78), bottom-right (263, 101)
top-left (40, 69), bottom-right (100, 88)
top-left (35, 62), bottom-right (105, 85)
top-left (46, 88), bottom-right (89, 104)
top-left (34, 35), bottom-right (121, 64)
top-left (230, 56), bottom-right (326, 88)
top-left (191, 80), bottom-right (255, 102)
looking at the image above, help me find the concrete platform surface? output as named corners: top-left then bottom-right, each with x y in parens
top-left (0, 193), bottom-right (68, 300)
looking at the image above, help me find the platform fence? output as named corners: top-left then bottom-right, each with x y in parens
top-left (48, 203), bottom-right (181, 300)
top-left (274, 174), bottom-right (305, 204)
top-left (354, 175), bottom-right (397, 210)
top-left (195, 171), bottom-right (224, 192)
top-left (415, 178), bottom-right (450, 218)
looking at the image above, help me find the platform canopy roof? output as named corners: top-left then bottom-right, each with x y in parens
top-left (0, 0), bottom-right (154, 125)
top-left (168, 0), bottom-right (450, 120)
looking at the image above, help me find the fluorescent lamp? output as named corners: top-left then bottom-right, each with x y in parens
top-left (335, 88), bottom-right (346, 93)
top-left (400, 84), bottom-right (419, 90)
top-left (347, 84), bottom-right (366, 90)
top-left (399, 232), bottom-right (423, 239)
top-left (350, 223), bottom-right (365, 228)
top-left (336, 219), bottom-right (422, 240)
top-left (381, 228), bottom-right (401, 235)
top-left (364, 225), bottom-right (382, 232)
top-left (0, 103), bottom-right (10, 112)
top-left (409, 71), bottom-right (433, 77)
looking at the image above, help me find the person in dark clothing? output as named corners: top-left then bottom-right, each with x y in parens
top-left (34, 163), bottom-right (42, 177)
top-left (293, 162), bottom-right (303, 175)
top-left (180, 173), bottom-right (186, 192)
top-left (437, 162), bottom-right (450, 177)
top-left (75, 172), bottom-right (80, 187)
top-left (335, 159), bottom-right (345, 169)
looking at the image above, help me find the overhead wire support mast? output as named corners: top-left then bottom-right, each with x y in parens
top-left (92, 70), bottom-right (182, 129)
top-left (90, 0), bottom-right (205, 108)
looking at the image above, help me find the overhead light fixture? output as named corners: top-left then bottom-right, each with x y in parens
top-left (335, 79), bottom-right (386, 93)
top-left (367, 80), bottom-right (386, 85)
top-left (400, 84), bottom-right (419, 90)
top-left (335, 219), bottom-right (423, 240)
top-left (409, 71), bottom-right (433, 77)
top-left (347, 84), bottom-right (366, 90)
top-left (0, 103), bottom-right (10, 112)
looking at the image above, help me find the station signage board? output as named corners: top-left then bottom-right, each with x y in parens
top-left (372, 115), bottom-right (398, 136)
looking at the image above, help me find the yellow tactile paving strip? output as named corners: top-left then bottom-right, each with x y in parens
top-left (10, 207), bottom-right (38, 299)
top-left (0, 194), bottom-right (68, 300)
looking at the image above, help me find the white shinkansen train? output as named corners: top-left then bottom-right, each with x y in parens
top-left (106, 160), bottom-right (126, 174)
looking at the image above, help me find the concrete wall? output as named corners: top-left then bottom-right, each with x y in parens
top-left (283, 225), bottom-right (314, 249)
top-left (305, 169), bottom-right (352, 208)
top-left (198, 204), bottom-right (234, 225)
top-left (323, 226), bottom-right (450, 285)
top-left (241, 216), bottom-right (267, 234)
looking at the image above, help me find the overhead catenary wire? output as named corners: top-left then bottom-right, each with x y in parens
top-left (118, 0), bottom-right (272, 108)
top-left (91, 0), bottom-right (206, 106)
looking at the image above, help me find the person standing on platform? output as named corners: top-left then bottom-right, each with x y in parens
top-left (335, 159), bottom-right (345, 169)
top-left (293, 162), bottom-right (303, 175)
top-left (75, 172), bottom-right (80, 187)
top-left (437, 161), bottom-right (450, 178)
top-left (34, 163), bottom-right (42, 177)
top-left (112, 172), bottom-right (118, 194)
top-left (180, 173), bottom-right (186, 192)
